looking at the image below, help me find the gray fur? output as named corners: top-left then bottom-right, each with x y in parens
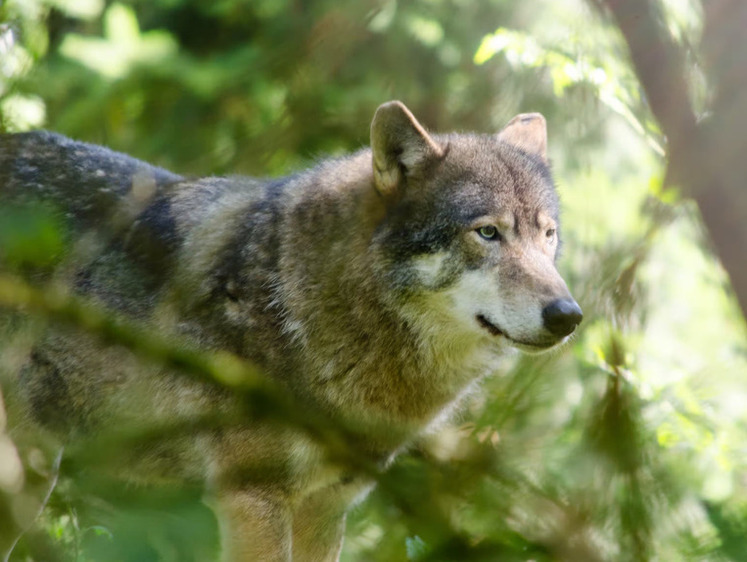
top-left (0, 102), bottom-right (580, 561)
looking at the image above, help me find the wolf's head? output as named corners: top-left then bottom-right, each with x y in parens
top-left (370, 101), bottom-right (581, 353)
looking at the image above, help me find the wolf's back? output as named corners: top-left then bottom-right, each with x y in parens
top-left (0, 131), bottom-right (182, 231)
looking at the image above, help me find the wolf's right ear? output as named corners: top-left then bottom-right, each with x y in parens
top-left (371, 101), bottom-right (445, 198)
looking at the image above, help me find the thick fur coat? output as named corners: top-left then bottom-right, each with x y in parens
top-left (0, 102), bottom-right (581, 561)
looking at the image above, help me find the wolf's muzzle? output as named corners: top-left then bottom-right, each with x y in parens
top-left (542, 298), bottom-right (583, 337)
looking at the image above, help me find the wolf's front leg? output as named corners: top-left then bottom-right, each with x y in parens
top-left (214, 487), bottom-right (292, 562)
top-left (292, 477), bottom-right (374, 562)
top-left (291, 486), bottom-right (347, 562)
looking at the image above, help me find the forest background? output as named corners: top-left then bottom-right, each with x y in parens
top-left (1, 0), bottom-right (747, 560)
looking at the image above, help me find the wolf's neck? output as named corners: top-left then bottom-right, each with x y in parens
top-left (252, 153), bottom-right (497, 442)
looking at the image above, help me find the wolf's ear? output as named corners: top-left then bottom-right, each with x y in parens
top-left (371, 101), bottom-right (445, 198)
top-left (497, 113), bottom-right (548, 163)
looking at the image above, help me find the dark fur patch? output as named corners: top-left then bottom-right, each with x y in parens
top-left (22, 350), bottom-right (75, 429)
top-left (125, 194), bottom-right (181, 277)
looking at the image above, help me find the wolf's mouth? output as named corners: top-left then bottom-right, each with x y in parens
top-left (476, 314), bottom-right (556, 351)
top-left (476, 314), bottom-right (507, 337)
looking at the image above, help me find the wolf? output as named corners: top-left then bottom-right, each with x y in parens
top-left (0, 101), bottom-right (582, 561)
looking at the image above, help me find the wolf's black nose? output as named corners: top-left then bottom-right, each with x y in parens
top-left (542, 298), bottom-right (583, 337)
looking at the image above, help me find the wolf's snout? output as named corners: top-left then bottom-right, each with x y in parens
top-left (542, 298), bottom-right (583, 337)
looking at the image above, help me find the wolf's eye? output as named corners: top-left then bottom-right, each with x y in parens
top-left (477, 225), bottom-right (500, 241)
top-left (545, 228), bottom-right (556, 242)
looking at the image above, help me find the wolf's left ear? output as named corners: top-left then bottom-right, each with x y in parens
top-left (497, 113), bottom-right (548, 163)
top-left (371, 101), bottom-right (445, 198)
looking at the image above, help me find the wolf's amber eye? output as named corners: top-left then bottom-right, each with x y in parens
top-left (477, 225), bottom-right (500, 241)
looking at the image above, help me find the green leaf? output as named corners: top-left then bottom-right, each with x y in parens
top-left (405, 535), bottom-right (429, 560)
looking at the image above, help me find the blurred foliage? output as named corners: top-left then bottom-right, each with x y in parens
top-left (1, 0), bottom-right (747, 561)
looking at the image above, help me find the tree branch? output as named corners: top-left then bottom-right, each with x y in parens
top-left (595, 0), bottom-right (747, 320)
